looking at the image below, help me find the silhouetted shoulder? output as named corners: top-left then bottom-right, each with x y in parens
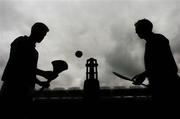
top-left (153, 33), bottom-right (169, 44)
top-left (11, 36), bottom-right (29, 47)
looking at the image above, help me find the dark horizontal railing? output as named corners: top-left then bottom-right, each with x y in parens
top-left (34, 87), bottom-right (151, 99)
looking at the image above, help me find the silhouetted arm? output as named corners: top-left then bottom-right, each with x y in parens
top-left (35, 78), bottom-right (43, 85)
top-left (35, 78), bottom-right (49, 87)
top-left (36, 68), bottom-right (47, 77)
top-left (36, 68), bottom-right (58, 80)
top-left (132, 71), bottom-right (147, 85)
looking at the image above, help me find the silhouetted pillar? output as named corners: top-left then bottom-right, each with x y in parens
top-left (83, 58), bottom-right (100, 102)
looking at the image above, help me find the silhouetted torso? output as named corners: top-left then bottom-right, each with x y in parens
top-left (145, 33), bottom-right (177, 76)
top-left (1, 36), bottom-right (38, 96)
top-left (0, 36), bottom-right (38, 119)
top-left (144, 33), bottom-right (179, 103)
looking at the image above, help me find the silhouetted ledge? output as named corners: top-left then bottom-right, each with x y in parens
top-left (34, 86), bottom-right (151, 103)
top-left (32, 86), bottom-right (151, 118)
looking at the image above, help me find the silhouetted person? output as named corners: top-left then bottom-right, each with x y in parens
top-left (132, 19), bottom-right (179, 106)
top-left (0, 22), bottom-right (57, 119)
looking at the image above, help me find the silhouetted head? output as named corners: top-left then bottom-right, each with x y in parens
top-left (30, 22), bottom-right (49, 43)
top-left (135, 19), bottom-right (153, 39)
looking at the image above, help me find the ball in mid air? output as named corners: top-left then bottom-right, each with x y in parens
top-left (75, 50), bottom-right (83, 58)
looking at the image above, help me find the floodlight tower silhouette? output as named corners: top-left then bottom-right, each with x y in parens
top-left (83, 58), bottom-right (100, 101)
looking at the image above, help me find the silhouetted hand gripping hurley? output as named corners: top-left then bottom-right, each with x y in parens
top-left (113, 71), bottom-right (148, 87)
top-left (39, 60), bottom-right (68, 92)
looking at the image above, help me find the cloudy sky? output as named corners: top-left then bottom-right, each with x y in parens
top-left (0, 0), bottom-right (180, 89)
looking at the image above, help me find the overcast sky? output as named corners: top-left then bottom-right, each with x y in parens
top-left (0, 0), bottom-right (180, 89)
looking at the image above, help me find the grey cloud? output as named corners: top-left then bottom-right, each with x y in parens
top-left (50, 74), bottom-right (75, 89)
top-left (105, 23), bottom-right (145, 77)
top-left (172, 27), bottom-right (180, 53)
top-left (1, 0), bottom-right (180, 89)
top-left (0, 58), bottom-right (7, 89)
top-left (0, 0), bottom-right (24, 31)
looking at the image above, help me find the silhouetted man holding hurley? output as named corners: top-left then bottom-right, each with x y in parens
top-left (0, 22), bottom-right (57, 119)
top-left (133, 19), bottom-right (179, 106)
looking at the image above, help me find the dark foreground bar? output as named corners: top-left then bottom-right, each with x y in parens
top-left (33, 87), bottom-right (152, 118)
